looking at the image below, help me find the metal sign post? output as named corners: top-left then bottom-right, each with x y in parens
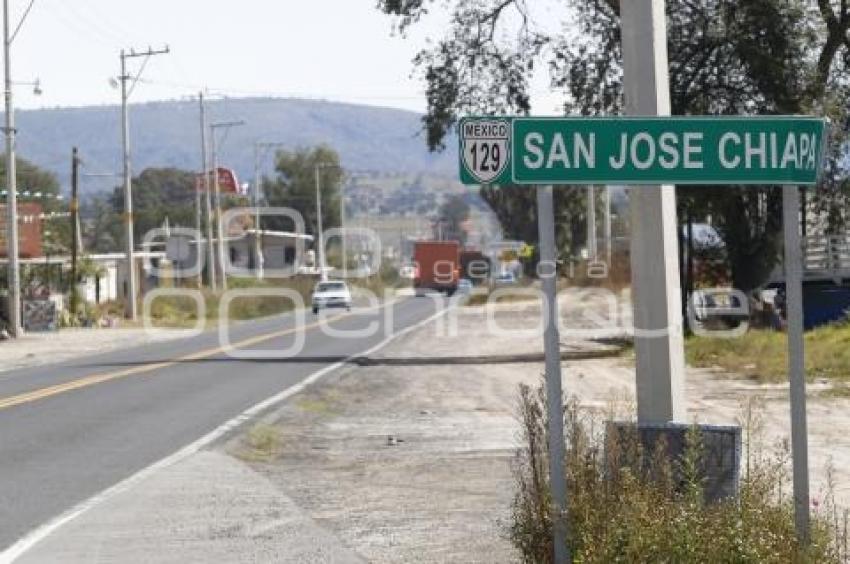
top-left (782, 184), bottom-right (810, 543)
top-left (536, 184), bottom-right (569, 564)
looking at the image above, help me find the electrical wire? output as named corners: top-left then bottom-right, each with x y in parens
top-left (51, 0), bottom-right (118, 48)
top-left (126, 54), bottom-right (151, 99)
top-left (133, 76), bottom-right (427, 103)
top-left (10, 0), bottom-right (37, 43)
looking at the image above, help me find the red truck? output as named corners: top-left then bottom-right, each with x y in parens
top-left (413, 240), bottom-right (460, 296)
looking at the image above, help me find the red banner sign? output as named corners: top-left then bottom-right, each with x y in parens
top-left (0, 203), bottom-right (43, 258)
top-left (195, 168), bottom-right (241, 194)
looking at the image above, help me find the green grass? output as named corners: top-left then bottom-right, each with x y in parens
top-left (686, 322), bottom-right (850, 383)
top-left (146, 277), bottom-right (315, 328)
top-left (146, 270), bottom-right (406, 328)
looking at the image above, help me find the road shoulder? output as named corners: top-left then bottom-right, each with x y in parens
top-left (16, 450), bottom-right (365, 564)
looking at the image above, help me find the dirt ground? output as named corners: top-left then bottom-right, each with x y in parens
top-left (226, 291), bottom-right (850, 562)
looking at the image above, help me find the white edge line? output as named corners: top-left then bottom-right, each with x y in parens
top-left (0, 300), bottom-right (451, 563)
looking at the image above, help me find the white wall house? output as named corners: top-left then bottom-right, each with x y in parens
top-left (165, 229), bottom-right (314, 277)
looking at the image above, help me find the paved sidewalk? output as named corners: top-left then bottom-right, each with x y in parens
top-left (17, 450), bottom-right (365, 563)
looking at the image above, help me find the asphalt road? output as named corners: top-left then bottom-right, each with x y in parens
top-left (0, 296), bottom-right (446, 551)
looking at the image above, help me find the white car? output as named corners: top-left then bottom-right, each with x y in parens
top-left (311, 281), bottom-right (352, 314)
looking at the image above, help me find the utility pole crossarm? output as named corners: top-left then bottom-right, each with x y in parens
top-left (122, 46), bottom-right (170, 60)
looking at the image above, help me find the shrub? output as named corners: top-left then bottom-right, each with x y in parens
top-left (508, 384), bottom-right (842, 563)
top-left (146, 277), bottom-right (315, 327)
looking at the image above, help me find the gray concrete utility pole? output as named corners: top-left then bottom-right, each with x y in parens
top-left (209, 120), bottom-right (244, 291)
top-left (69, 147), bottom-right (80, 314)
top-left (199, 92), bottom-right (215, 290)
top-left (620, 0), bottom-right (686, 423)
top-left (314, 162), bottom-right (344, 279)
top-left (1, 0), bottom-right (40, 337)
top-left (119, 45), bottom-right (169, 320)
top-left (3, 0), bottom-right (20, 336)
top-left (253, 141), bottom-right (286, 279)
top-left (314, 165), bottom-right (327, 281)
top-left (340, 177), bottom-right (346, 279)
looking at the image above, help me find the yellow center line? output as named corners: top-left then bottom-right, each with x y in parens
top-left (0, 312), bottom-right (351, 412)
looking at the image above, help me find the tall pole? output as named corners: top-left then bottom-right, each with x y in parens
top-left (199, 92), bottom-right (215, 290)
top-left (604, 186), bottom-right (612, 265)
top-left (3, 0), bottom-right (20, 337)
top-left (537, 184), bottom-right (568, 564)
top-left (251, 142), bottom-right (285, 280)
top-left (210, 129), bottom-right (226, 291)
top-left (70, 147), bottom-right (80, 314)
top-left (340, 178), bottom-right (346, 278)
top-left (195, 94), bottom-right (203, 289)
top-left (118, 45), bottom-right (169, 320)
top-left (783, 184), bottom-right (810, 545)
top-left (119, 50), bottom-right (137, 320)
top-left (253, 143), bottom-right (263, 279)
top-left (621, 0), bottom-right (686, 423)
top-left (208, 120), bottom-right (244, 291)
top-left (314, 165), bottom-right (326, 281)
top-left (587, 186), bottom-right (597, 259)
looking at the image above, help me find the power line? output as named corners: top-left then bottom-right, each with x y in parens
top-left (9, 0), bottom-right (36, 42)
top-left (133, 76), bottom-right (428, 103)
top-left (51, 1), bottom-right (117, 48)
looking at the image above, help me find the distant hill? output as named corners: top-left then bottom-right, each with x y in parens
top-left (11, 97), bottom-right (458, 194)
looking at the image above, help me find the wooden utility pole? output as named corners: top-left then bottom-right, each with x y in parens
top-left (70, 147), bottom-right (80, 315)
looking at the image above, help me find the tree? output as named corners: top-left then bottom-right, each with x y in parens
top-left (379, 0), bottom-right (850, 292)
top-left (436, 194), bottom-right (470, 242)
top-left (83, 195), bottom-right (120, 253)
top-left (0, 156), bottom-right (69, 253)
top-left (561, 1), bottom-right (850, 292)
top-left (481, 184), bottom-right (587, 256)
top-left (263, 145), bottom-right (342, 239)
top-left (0, 157), bottom-right (62, 204)
top-left (108, 167), bottom-right (197, 246)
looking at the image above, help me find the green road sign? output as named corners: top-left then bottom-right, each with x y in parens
top-left (459, 116), bottom-right (827, 186)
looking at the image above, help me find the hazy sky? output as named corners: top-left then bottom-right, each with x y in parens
top-left (10, 0), bottom-right (564, 115)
